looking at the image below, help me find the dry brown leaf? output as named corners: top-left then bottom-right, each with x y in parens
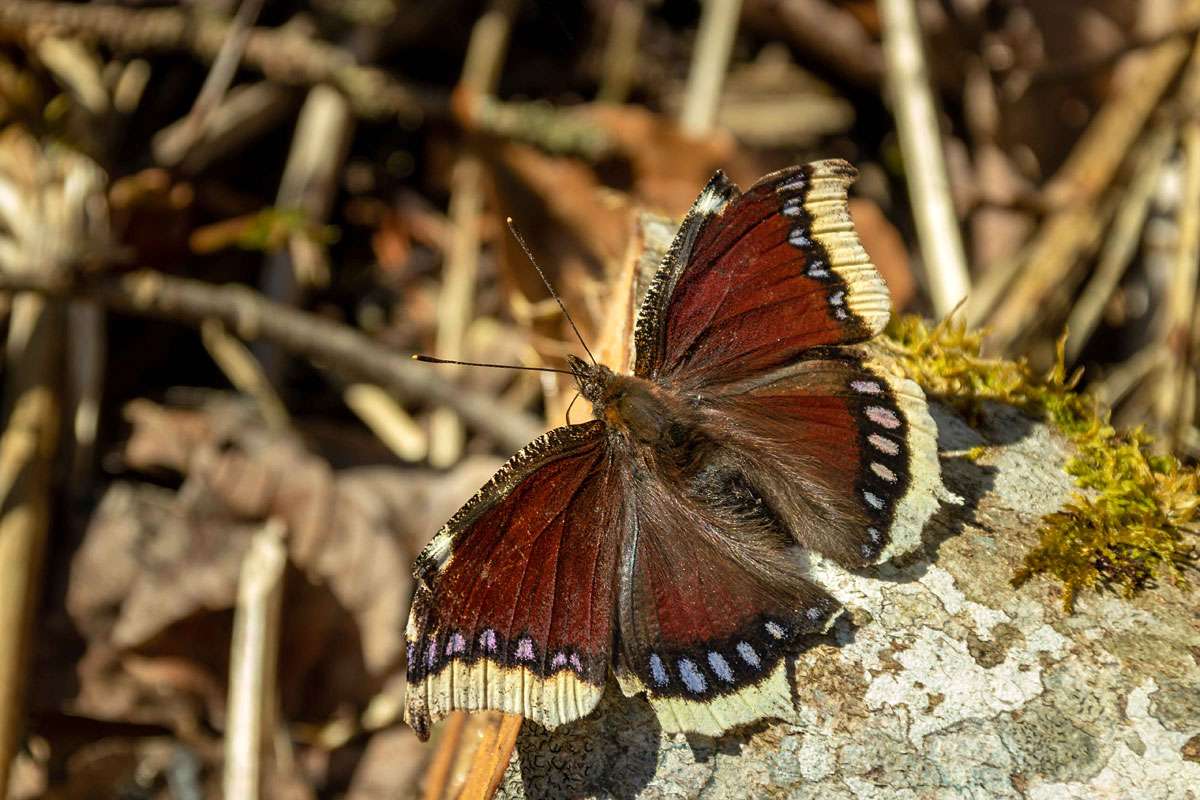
top-left (60, 397), bottom-right (500, 739)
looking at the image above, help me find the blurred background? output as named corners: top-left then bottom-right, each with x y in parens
top-left (0, 0), bottom-right (1197, 796)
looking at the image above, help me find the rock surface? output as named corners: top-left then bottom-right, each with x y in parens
top-left (496, 402), bottom-right (1200, 799)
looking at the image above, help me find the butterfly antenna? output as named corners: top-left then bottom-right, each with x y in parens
top-left (412, 354), bottom-right (574, 375)
top-left (506, 217), bottom-right (598, 366)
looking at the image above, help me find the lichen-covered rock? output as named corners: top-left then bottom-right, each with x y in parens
top-left (497, 403), bottom-right (1200, 799)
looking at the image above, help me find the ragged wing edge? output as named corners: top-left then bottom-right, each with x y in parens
top-left (803, 159), bottom-right (891, 337)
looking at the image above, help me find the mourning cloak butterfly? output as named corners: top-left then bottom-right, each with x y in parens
top-left (404, 160), bottom-right (946, 739)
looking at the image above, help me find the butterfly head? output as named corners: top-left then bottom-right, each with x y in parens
top-left (566, 354), bottom-right (615, 408)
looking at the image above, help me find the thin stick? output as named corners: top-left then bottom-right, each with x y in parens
top-left (1158, 118), bottom-right (1200, 449)
top-left (189, 0), bottom-right (264, 118)
top-left (1094, 344), bottom-right (1169, 407)
top-left (984, 34), bottom-right (1191, 349)
top-left (0, 295), bottom-right (63, 796)
top-left (598, 0), bottom-right (645, 104)
top-left (201, 318), bottom-right (291, 431)
top-left (680, 0), bottom-right (743, 136)
top-left (740, 0), bottom-right (883, 87)
top-left (505, 219), bottom-right (596, 365)
top-left (0, 269), bottom-right (544, 452)
top-left (163, 0), bottom-right (265, 165)
top-left (153, 81), bottom-right (296, 174)
top-left (457, 713), bottom-right (523, 800)
top-left (66, 300), bottom-right (104, 489)
top-left (420, 712), bottom-right (468, 800)
top-left (223, 518), bottom-right (286, 800)
top-left (1065, 124), bottom-right (1175, 363)
top-left (0, 0), bottom-right (425, 122)
top-left (878, 0), bottom-right (971, 318)
top-left (430, 0), bottom-right (519, 469)
top-left (342, 383), bottom-right (427, 463)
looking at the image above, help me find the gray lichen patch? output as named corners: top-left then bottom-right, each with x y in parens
top-left (1148, 680), bottom-right (1200, 734)
top-left (996, 701), bottom-right (1103, 783)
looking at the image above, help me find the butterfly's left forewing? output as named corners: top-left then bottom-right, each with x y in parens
top-left (404, 421), bottom-right (627, 740)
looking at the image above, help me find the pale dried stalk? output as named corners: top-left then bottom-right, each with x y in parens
top-left (457, 713), bottom-right (523, 800)
top-left (153, 82), bottom-right (296, 173)
top-left (598, 0), bottom-right (645, 104)
top-left (429, 0), bottom-right (518, 468)
top-left (178, 0), bottom-right (265, 143)
top-left (878, 0), bottom-right (971, 318)
top-left (0, 295), bottom-right (62, 795)
top-left (1157, 119), bottom-right (1200, 448)
top-left (201, 318), bottom-right (290, 431)
top-left (257, 83), bottom-right (354, 382)
top-left (1094, 343), bottom-right (1170, 407)
top-left (984, 34), bottom-right (1191, 348)
top-left (430, 156), bottom-right (487, 468)
top-left (421, 711), bottom-right (467, 800)
top-left (343, 383), bottom-right (428, 463)
top-left (680, 0), bottom-right (743, 136)
top-left (34, 35), bottom-right (108, 116)
top-left (1065, 124), bottom-right (1176, 363)
top-left (223, 518), bottom-right (287, 800)
top-left (0, 268), bottom-right (544, 451)
top-left (0, 0), bottom-right (424, 121)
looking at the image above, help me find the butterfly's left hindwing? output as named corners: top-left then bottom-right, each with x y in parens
top-left (404, 421), bottom-right (625, 740)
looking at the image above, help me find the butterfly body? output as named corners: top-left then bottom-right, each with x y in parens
top-left (405, 161), bottom-right (949, 740)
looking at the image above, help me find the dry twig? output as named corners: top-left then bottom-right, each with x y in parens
top-left (223, 519), bottom-right (286, 800)
top-left (201, 318), bottom-right (291, 431)
top-left (0, 0), bottom-right (427, 121)
top-left (982, 33), bottom-right (1192, 347)
top-left (0, 269), bottom-right (543, 452)
top-left (430, 0), bottom-right (518, 468)
top-left (167, 0), bottom-right (266, 160)
top-left (598, 0), bottom-right (645, 104)
top-left (680, 0), bottom-right (743, 137)
top-left (740, 0), bottom-right (883, 87)
top-left (1064, 125), bottom-right (1175, 363)
top-left (1157, 119), bottom-right (1200, 449)
top-left (0, 295), bottom-right (63, 796)
top-left (879, 0), bottom-right (971, 318)
top-left (152, 81), bottom-right (297, 173)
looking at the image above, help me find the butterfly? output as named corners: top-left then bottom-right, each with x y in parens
top-left (403, 160), bottom-right (946, 740)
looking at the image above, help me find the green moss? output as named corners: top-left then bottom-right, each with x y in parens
top-left (235, 207), bottom-right (338, 252)
top-left (884, 315), bottom-right (1198, 610)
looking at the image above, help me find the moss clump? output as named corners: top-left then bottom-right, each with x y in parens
top-left (883, 314), bottom-right (1198, 611)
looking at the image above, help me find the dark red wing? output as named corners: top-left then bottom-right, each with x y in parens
top-left (403, 421), bottom-right (627, 740)
top-left (614, 469), bottom-right (838, 736)
top-left (634, 160), bottom-right (890, 387)
top-left (705, 356), bottom-right (944, 569)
